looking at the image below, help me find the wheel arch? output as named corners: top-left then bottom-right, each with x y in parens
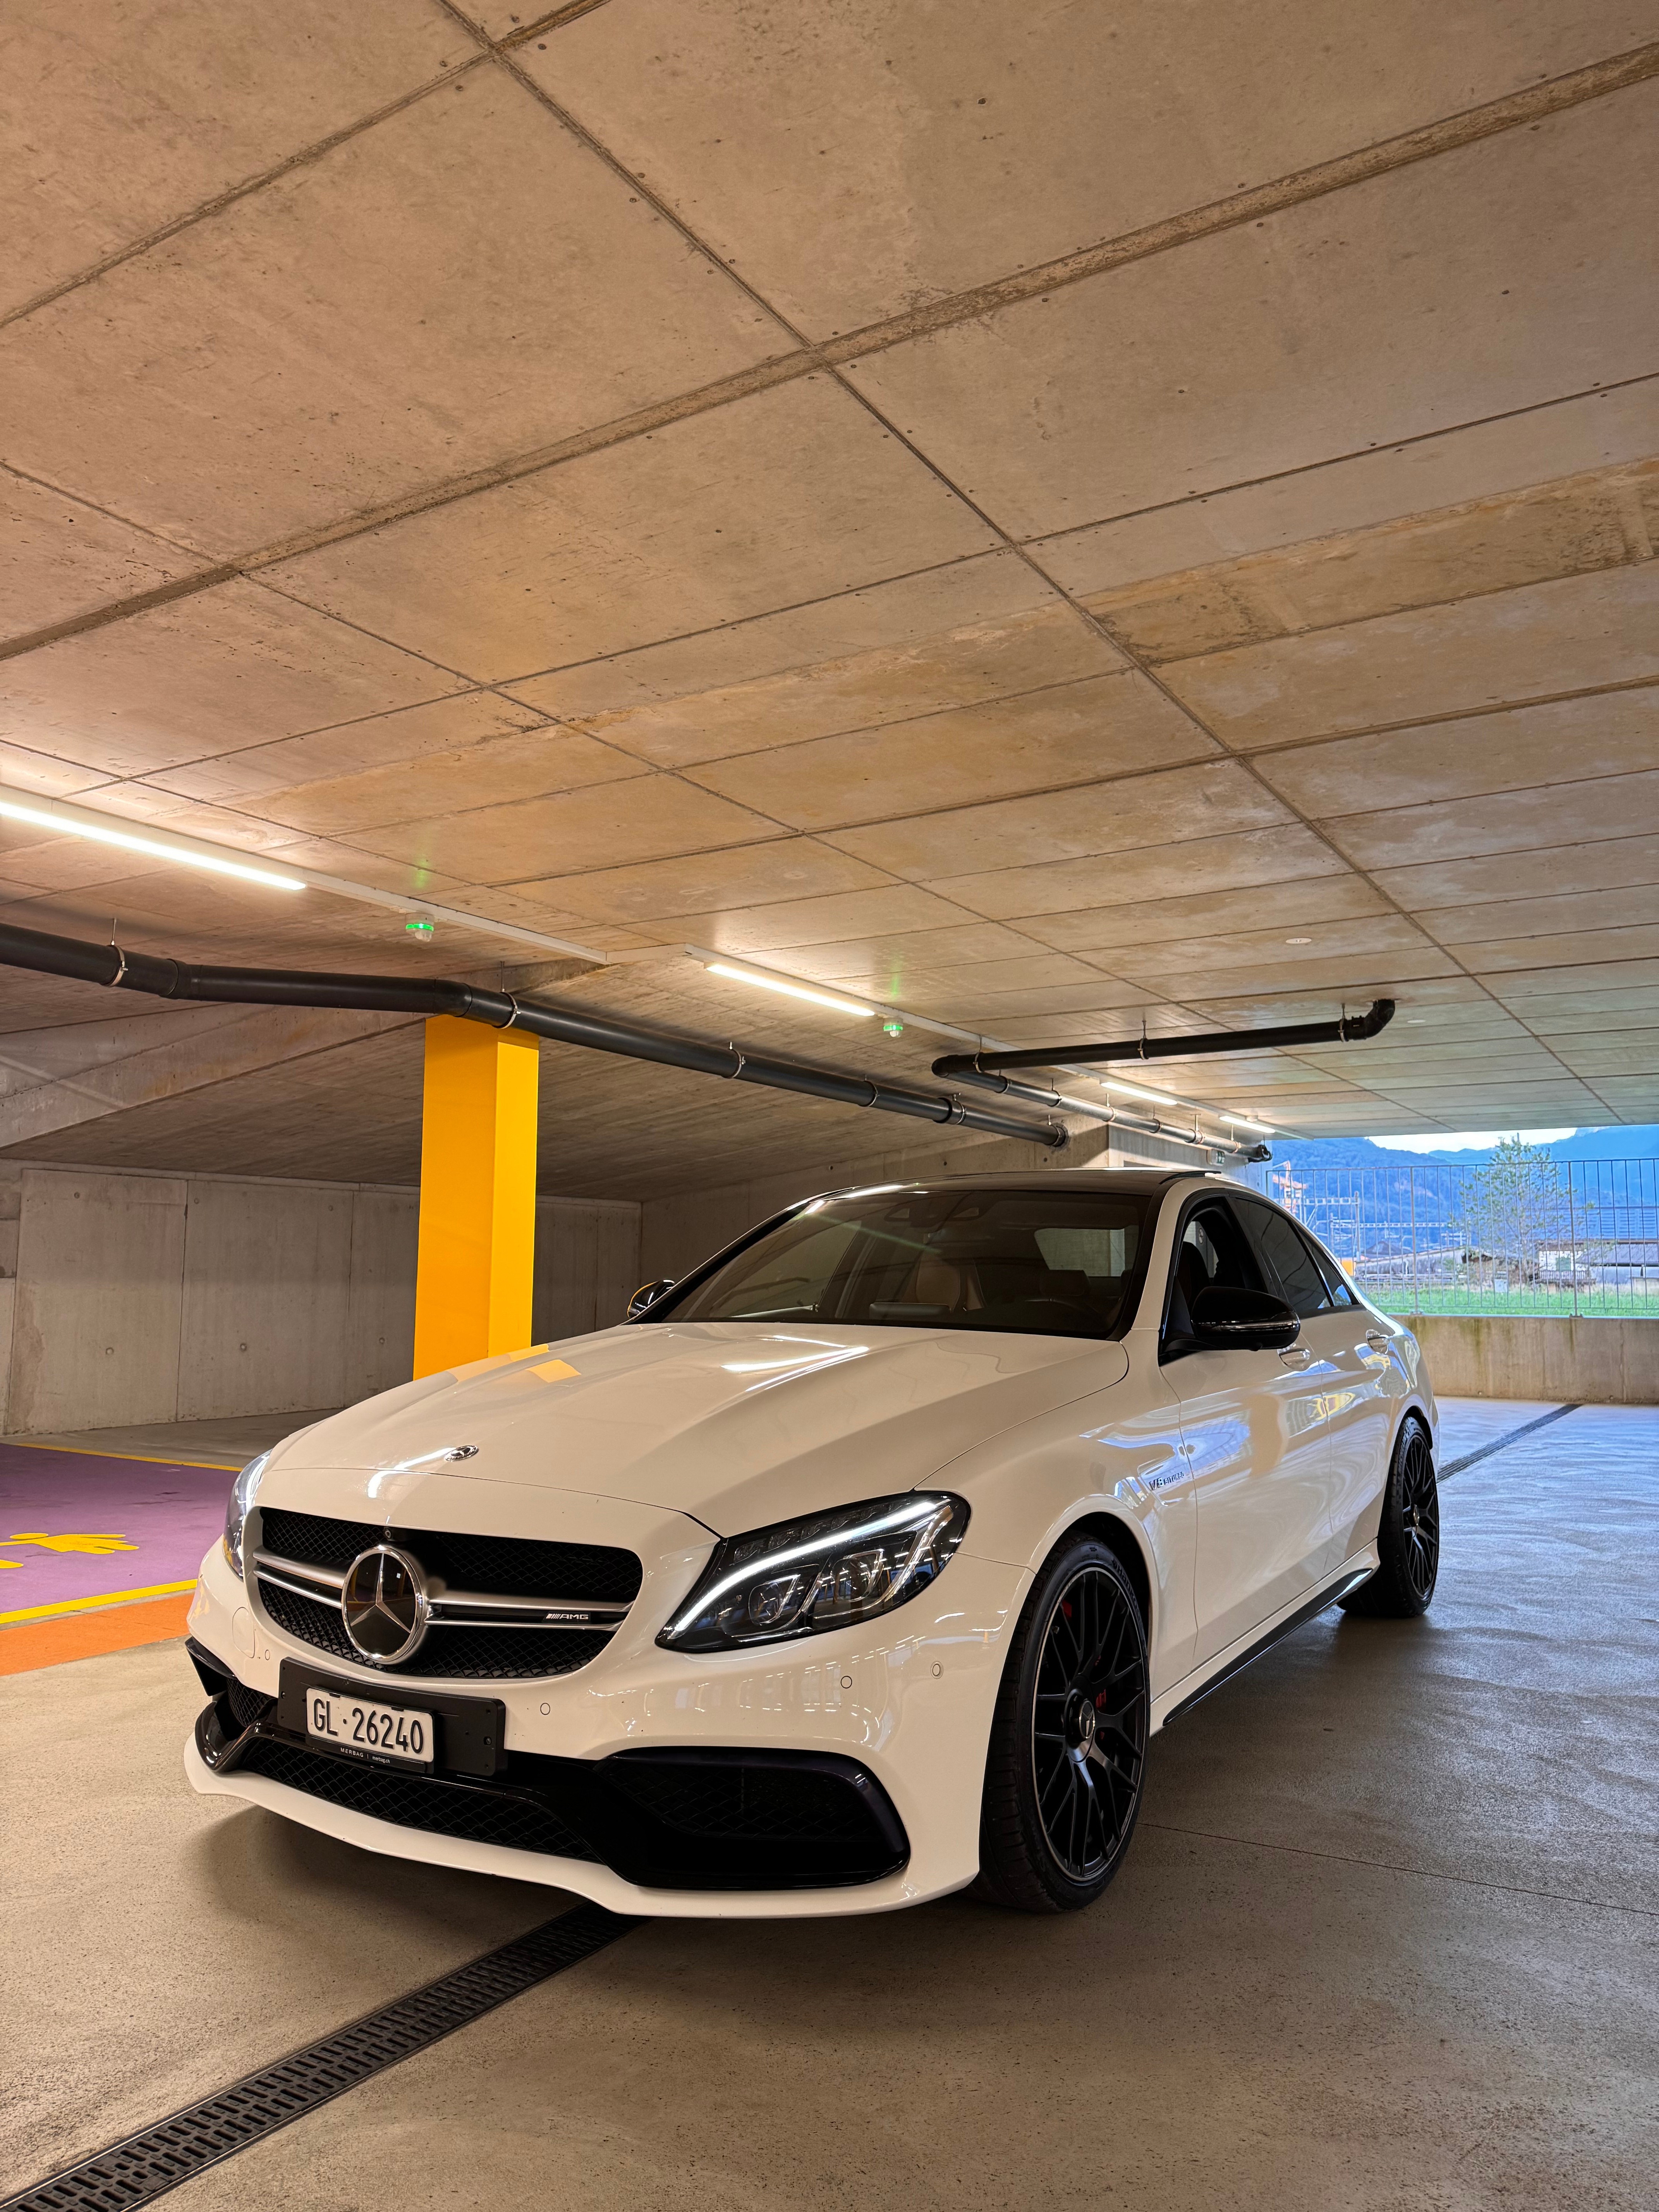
top-left (1056, 1510), bottom-right (1153, 1643)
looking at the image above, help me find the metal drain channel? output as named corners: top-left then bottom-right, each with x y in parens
top-left (1439, 1402), bottom-right (1579, 1480)
top-left (4, 1903), bottom-right (635, 2211)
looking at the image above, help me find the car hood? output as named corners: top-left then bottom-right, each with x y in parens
top-left (265, 1322), bottom-right (1129, 1535)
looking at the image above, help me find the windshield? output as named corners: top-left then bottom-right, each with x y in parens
top-left (658, 1187), bottom-right (1151, 1340)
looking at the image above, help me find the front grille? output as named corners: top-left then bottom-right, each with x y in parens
top-left (256, 1579), bottom-right (609, 1681)
top-left (252, 1507), bottom-right (641, 1681)
top-left (257, 1508), bottom-right (642, 1602)
top-left (239, 1737), bottom-right (599, 1861)
top-left (608, 1760), bottom-right (879, 1843)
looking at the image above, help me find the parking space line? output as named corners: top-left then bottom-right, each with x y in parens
top-left (1, 1903), bottom-right (636, 2211)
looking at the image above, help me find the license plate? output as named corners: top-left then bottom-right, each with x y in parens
top-left (306, 1689), bottom-right (434, 1769)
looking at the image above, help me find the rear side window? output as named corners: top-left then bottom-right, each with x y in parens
top-left (1235, 1198), bottom-right (1335, 1318)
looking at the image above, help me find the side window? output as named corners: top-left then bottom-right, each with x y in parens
top-left (1235, 1199), bottom-right (1333, 1319)
top-left (1165, 1200), bottom-right (1261, 1342)
top-left (1307, 1236), bottom-right (1357, 1308)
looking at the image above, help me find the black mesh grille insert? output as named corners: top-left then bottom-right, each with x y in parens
top-left (256, 1508), bottom-right (642, 1602)
top-left (227, 1681), bottom-right (274, 1731)
top-left (239, 1738), bottom-right (600, 1861)
top-left (256, 1580), bottom-right (611, 1681)
top-left (609, 1760), bottom-right (883, 1843)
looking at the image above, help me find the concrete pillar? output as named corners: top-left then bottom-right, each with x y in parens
top-left (412, 1019), bottom-right (539, 1378)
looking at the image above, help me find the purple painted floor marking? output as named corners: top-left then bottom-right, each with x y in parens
top-left (0, 1444), bottom-right (233, 1612)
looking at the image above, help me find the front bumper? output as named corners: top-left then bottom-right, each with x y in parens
top-left (184, 1534), bottom-right (1027, 1918)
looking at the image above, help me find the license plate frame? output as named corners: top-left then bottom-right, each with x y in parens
top-left (277, 1661), bottom-right (506, 1777)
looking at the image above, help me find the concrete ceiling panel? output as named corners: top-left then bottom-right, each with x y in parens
top-left (243, 727), bottom-right (647, 838)
top-left (842, 84), bottom-right (1659, 539)
top-left (1252, 687), bottom-right (1659, 816)
top-left (0, 66), bottom-right (787, 554)
top-left (659, 884), bottom-right (984, 953)
top-left (504, 552), bottom-right (1061, 721)
top-left (349, 772), bottom-right (780, 882)
top-left (267, 379), bottom-right (998, 678)
top-left (1022, 876), bottom-right (1391, 954)
top-left (143, 691), bottom-right (555, 805)
top-left (0, 580), bottom-right (461, 778)
top-left (1370, 834), bottom-right (1659, 914)
top-left (1321, 769), bottom-right (1659, 869)
top-left (1419, 887), bottom-right (1659, 945)
top-left (781, 923), bottom-right (1044, 978)
top-left (1468, 926), bottom-right (1659, 974)
top-left (526, 0), bottom-right (1657, 335)
top-left (508, 839), bottom-right (893, 926)
top-left (1032, 381), bottom-right (1659, 595)
top-left (934, 823), bottom-right (1352, 921)
top-left (684, 672), bottom-right (1209, 830)
top-left (1163, 568), bottom-right (1659, 749)
top-left (827, 761), bottom-right (1295, 883)
top-left (539, 605), bottom-right (1125, 771)
top-left (0, 469), bottom-right (204, 641)
top-left (1, 0), bottom-right (463, 316)
top-left (1081, 465), bottom-right (1652, 668)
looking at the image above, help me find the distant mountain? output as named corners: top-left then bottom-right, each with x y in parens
top-left (1262, 1127), bottom-right (1659, 1171)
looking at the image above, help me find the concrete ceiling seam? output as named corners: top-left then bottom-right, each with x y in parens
top-left (3, 40), bottom-right (1653, 669)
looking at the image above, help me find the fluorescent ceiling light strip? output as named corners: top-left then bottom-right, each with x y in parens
top-left (705, 960), bottom-right (875, 1017)
top-left (680, 945), bottom-right (1297, 1142)
top-left (0, 793), bottom-right (306, 892)
top-left (0, 788), bottom-right (610, 963)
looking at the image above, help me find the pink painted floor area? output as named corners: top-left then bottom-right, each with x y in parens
top-left (0, 1444), bottom-right (234, 1614)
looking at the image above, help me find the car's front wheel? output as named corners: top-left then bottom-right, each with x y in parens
top-left (976, 1536), bottom-right (1149, 1914)
top-left (1339, 1415), bottom-right (1439, 1617)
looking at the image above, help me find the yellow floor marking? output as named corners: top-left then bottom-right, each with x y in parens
top-left (0, 1580), bottom-right (196, 1627)
top-left (0, 1439), bottom-right (239, 1470)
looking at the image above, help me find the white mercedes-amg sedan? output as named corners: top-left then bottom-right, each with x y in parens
top-left (185, 1170), bottom-right (1439, 1917)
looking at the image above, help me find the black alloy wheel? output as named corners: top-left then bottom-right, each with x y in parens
top-left (1340, 1416), bottom-right (1440, 1618)
top-left (977, 1537), bottom-right (1149, 1913)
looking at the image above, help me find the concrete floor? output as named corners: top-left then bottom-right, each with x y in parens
top-left (7, 1408), bottom-right (344, 1470)
top-left (4, 1400), bottom-right (1655, 2210)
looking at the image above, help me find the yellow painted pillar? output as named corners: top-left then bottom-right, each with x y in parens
top-left (412, 1017), bottom-right (540, 1377)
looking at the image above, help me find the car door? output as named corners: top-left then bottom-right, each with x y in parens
top-left (1161, 1194), bottom-right (1333, 1666)
top-left (1233, 1197), bottom-right (1396, 1577)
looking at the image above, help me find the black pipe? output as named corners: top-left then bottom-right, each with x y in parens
top-left (0, 920), bottom-right (1066, 1151)
top-left (933, 999), bottom-right (1396, 1078)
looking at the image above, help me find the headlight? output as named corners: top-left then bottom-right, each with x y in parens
top-left (222, 1453), bottom-right (269, 1580)
top-left (658, 1491), bottom-right (969, 1654)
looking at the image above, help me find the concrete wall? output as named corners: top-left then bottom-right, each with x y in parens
top-left (1412, 1314), bottom-right (1659, 1406)
top-left (0, 1162), bottom-right (641, 1437)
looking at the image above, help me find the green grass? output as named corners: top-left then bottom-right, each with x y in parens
top-left (1367, 1285), bottom-right (1659, 1320)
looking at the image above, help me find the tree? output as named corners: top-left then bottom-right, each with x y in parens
top-left (1465, 1137), bottom-right (1567, 1282)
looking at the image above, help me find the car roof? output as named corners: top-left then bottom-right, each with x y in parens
top-left (812, 1168), bottom-right (1204, 1200)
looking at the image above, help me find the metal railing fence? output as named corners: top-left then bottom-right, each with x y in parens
top-left (1232, 1157), bottom-right (1659, 1319)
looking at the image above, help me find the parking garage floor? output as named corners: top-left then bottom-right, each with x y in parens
top-left (4, 1401), bottom-right (1656, 2212)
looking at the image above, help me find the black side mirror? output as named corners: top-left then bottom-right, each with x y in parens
top-left (1190, 1284), bottom-right (1300, 1351)
top-left (626, 1278), bottom-right (676, 1321)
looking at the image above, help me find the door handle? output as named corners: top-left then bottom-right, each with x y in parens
top-left (1278, 1345), bottom-right (1314, 1367)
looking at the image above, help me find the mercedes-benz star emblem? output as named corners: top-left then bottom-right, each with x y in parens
top-left (341, 1544), bottom-right (429, 1665)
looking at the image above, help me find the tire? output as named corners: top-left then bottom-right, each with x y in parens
top-left (976, 1536), bottom-right (1149, 1914)
top-left (1339, 1415), bottom-right (1439, 1618)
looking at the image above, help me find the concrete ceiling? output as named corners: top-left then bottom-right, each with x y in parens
top-left (2, 0), bottom-right (1656, 1193)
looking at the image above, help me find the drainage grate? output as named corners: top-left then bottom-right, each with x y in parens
top-left (1438, 1401), bottom-right (1579, 1480)
top-left (3, 1903), bottom-right (634, 2211)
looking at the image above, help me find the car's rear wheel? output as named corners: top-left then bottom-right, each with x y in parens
top-left (976, 1537), bottom-right (1148, 1914)
top-left (1339, 1415), bottom-right (1439, 1617)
